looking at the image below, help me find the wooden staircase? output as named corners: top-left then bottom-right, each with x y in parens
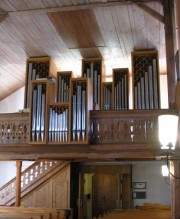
top-left (0, 160), bottom-right (70, 206)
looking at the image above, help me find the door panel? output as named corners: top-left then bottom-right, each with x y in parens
top-left (92, 174), bottom-right (118, 217)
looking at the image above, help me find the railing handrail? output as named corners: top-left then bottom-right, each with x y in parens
top-left (90, 109), bottom-right (177, 118)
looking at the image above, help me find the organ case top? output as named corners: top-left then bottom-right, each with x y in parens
top-left (101, 82), bottom-right (113, 110)
top-left (24, 57), bottom-right (58, 109)
top-left (112, 68), bottom-right (129, 110)
top-left (82, 58), bottom-right (105, 110)
top-left (56, 71), bottom-right (72, 103)
top-left (132, 50), bottom-right (160, 109)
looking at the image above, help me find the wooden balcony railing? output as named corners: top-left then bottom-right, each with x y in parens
top-left (0, 112), bottom-right (29, 145)
top-left (90, 109), bottom-right (177, 145)
top-left (0, 109), bottom-right (177, 146)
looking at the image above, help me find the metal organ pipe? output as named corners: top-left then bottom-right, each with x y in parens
top-left (148, 65), bottom-right (154, 109)
top-left (153, 59), bottom-right (158, 109)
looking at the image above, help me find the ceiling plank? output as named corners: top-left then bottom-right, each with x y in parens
top-left (48, 10), bottom-right (105, 49)
top-left (0, 1), bottom-right (156, 16)
top-left (134, 2), bottom-right (164, 23)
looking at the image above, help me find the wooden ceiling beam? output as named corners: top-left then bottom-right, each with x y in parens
top-left (0, 0), bottom-right (156, 16)
top-left (134, 2), bottom-right (164, 23)
top-left (0, 12), bottom-right (8, 23)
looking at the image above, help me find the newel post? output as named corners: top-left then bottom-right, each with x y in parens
top-left (15, 160), bottom-right (22, 207)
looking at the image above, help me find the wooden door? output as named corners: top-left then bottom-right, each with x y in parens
top-left (78, 173), bottom-right (84, 219)
top-left (92, 173), bottom-right (118, 217)
top-left (122, 174), bottom-right (132, 209)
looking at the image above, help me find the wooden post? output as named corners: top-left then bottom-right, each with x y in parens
top-left (175, 0), bottom-right (180, 79)
top-left (163, 0), bottom-right (177, 109)
top-left (15, 160), bottom-right (22, 207)
top-left (170, 160), bottom-right (180, 219)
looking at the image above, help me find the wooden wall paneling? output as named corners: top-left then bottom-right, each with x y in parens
top-left (70, 77), bottom-right (93, 143)
top-left (20, 164), bottom-right (70, 208)
top-left (52, 180), bottom-right (69, 208)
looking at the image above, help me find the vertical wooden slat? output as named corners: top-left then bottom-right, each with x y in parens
top-left (15, 160), bottom-right (22, 207)
top-left (163, 0), bottom-right (176, 109)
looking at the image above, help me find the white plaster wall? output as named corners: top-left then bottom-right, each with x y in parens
top-left (0, 161), bottom-right (34, 187)
top-left (132, 161), bottom-right (170, 207)
top-left (0, 87), bottom-right (25, 113)
top-left (0, 162), bottom-right (16, 187)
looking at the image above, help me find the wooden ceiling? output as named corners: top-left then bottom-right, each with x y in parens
top-left (0, 0), bottom-right (166, 101)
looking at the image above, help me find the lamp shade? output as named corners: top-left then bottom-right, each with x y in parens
top-left (158, 115), bottom-right (179, 149)
top-left (162, 165), bottom-right (169, 177)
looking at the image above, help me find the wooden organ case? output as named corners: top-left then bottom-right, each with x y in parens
top-left (112, 68), bottom-right (129, 110)
top-left (24, 57), bottom-right (58, 109)
top-left (82, 58), bottom-right (104, 110)
top-left (132, 50), bottom-right (160, 109)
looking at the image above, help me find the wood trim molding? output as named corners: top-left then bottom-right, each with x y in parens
top-left (134, 2), bottom-right (164, 23)
top-left (0, 0), bottom-right (156, 16)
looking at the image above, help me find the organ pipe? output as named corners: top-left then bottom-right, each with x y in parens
top-left (71, 82), bottom-right (87, 142)
top-left (132, 52), bottom-right (159, 110)
top-left (113, 70), bottom-right (129, 110)
top-left (83, 61), bottom-right (101, 108)
top-left (31, 83), bottom-right (46, 142)
top-left (48, 106), bottom-right (69, 143)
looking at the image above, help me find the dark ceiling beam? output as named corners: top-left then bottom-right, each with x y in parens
top-left (0, 11), bottom-right (8, 23)
top-left (0, 0), bottom-right (156, 16)
top-left (163, 0), bottom-right (176, 109)
top-left (134, 2), bottom-right (164, 23)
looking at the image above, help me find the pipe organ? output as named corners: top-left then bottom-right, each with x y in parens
top-left (48, 104), bottom-right (69, 143)
top-left (25, 57), bottom-right (58, 109)
top-left (57, 71), bottom-right (72, 103)
top-left (113, 68), bottom-right (129, 110)
top-left (82, 59), bottom-right (103, 109)
top-left (101, 82), bottom-right (112, 110)
top-left (70, 78), bottom-right (93, 143)
top-left (26, 51), bottom-right (160, 145)
top-left (132, 51), bottom-right (160, 109)
top-left (30, 80), bottom-right (55, 143)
